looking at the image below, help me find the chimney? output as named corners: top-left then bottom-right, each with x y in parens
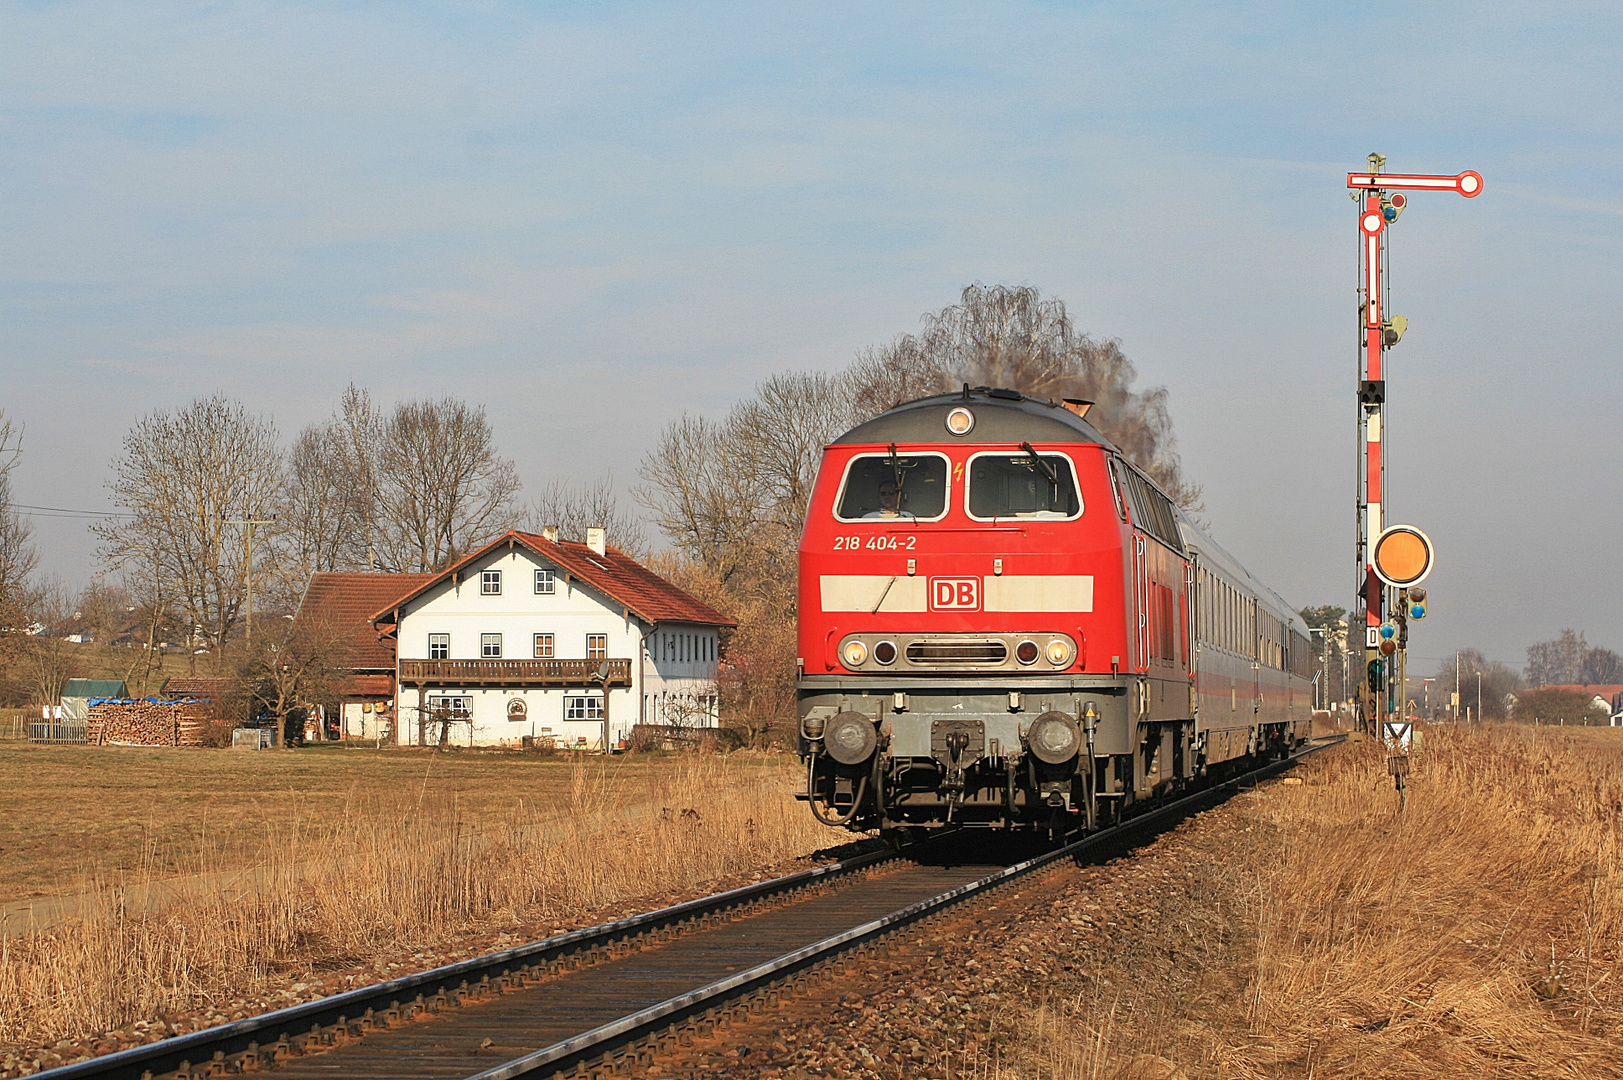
top-left (541, 526), bottom-right (559, 543)
top-left (586, 527), bottom-right (606, 557)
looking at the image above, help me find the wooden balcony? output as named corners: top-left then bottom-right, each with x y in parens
top-left (397, 658), bottom-right (632, 688)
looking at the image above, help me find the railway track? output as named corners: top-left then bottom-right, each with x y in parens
top-left (40, 738), bottom-right (1340, 1080)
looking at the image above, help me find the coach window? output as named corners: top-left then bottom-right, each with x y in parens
top-left (834, 453), bottom-right (950, 522)
top-left (966, 451), bottom-right (1082, 521)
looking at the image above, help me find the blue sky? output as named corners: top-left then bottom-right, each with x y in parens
top-left (3, 2), bottom-right (1620, 671)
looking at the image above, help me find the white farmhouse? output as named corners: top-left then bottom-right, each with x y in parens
top-left (370, 528), bottom-right (734, 749)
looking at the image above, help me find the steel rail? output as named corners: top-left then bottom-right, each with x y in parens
top-left (470, 738), bottom-right (1340, 1080)
top-left (33, 845), bottom-right (897, 1080)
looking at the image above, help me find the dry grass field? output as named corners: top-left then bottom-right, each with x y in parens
top-left (1000, 724), bottom-right (1623, 1079)
top-left (0, 745), bottom-right (829, 1060)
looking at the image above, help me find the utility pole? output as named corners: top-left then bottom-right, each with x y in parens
top-left (1348, 155), bottom-right (1481, 744)
top-left (225, 513), bottom-right (276, 644)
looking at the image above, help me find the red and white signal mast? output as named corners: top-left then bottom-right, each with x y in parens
top-left (1347, 154), bottom-right (1481, 744)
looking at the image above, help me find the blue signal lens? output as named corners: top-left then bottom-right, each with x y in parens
top-left (1379, 623), bottom-right (1396, 639)
top-left (1410, 603), bottom-right (1426, 619)
top-left (1383, 205), bottom-right (1398, 222)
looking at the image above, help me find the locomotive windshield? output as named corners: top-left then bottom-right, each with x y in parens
top-left (835, 453), bottom-right (949, 521)
top-left (967, 452), bottom-right (1081, 519)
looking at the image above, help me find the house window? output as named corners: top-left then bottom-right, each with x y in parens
top-left (482, 633), bottom-right (503, 658)
top-left (586, 634), bottom-right (608, 661)
top-left (428, 633), bottom-right (449, 660)
top-left (565, 695), bottom-right (604, 720)
top-left (481, 569), bottom-right (502, 595)
top-left (534, 633), bottom-right (554, 658)
top-left (535, 568), bottom-right (555, 594)
top-left (427, 695), bottom-right (472, 719)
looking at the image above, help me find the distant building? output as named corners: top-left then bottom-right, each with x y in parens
top-left (371, 528), bottom-right (734, 749)
top-left (1538, 684), bottom-right (1623, 721)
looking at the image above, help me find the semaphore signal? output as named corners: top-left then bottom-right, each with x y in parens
top-left (1348, 154), bottom-right (1481, 763)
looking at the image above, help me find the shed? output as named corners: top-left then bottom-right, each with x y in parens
top-left (61, 678), bottom-right (129, 720)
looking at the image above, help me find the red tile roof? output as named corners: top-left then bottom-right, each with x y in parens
top-left (368, 531), bottom-right (734, 629)
top-left (1544, 684), bottom-right (1623, 701)
top-left (298, 572), bottom-right (435, 670)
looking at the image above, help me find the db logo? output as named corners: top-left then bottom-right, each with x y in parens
top-left (929, 577), bottom-right (980, 611)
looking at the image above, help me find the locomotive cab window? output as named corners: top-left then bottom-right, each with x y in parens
top-left (966, 451), bottom-right (1081, 521)
top-left (834, 453), bottom-right (950, 522)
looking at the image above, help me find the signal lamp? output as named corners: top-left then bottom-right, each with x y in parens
top-left (1045, 639), bottom-right (1072, 666)
top-left (1367, 659), bottom-right (1384, 692)
top-left (1015, 639), bottom-right (1040, 665)
top-left (1408, 587), bottom-right (1426, 603)
top-left (1382, 315), bottom-right (1407, 347)
top-left (873, 640), bottom-right (897, 665)
top-left (1409, 602), bottom-right (1427, 620)
top-left (1380, 638), bottom-right (1397, 657)
top-left (841, 640), bottom-right (868, 667)
top-left (1379, 623), bottom-right (1396, 640)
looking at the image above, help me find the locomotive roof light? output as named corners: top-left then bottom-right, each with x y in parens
top-left (841, 639), bottom-right (869, 668)
top-left (1027, 712), bottom-right (1081, 765)
top-left (823, 712), bottom-right (878, 765)
top-left (945, 407), bottom-right (976, 436)
top-left (1015, 639), bottom-right (1040, 665)
top-left (1045, 638), bottom-right (1072, 666)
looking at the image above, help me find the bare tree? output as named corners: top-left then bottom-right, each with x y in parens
top-left (638, 415), bottom-right (765, 581)
top-left (374, 397), bottom-right (521, 572)
top-left (1526, 629), bottom-right (1590, 687)
top-left (94, 395), bottom-right (284, 649)
top-left (0, 413), bottom-right (37, 629)
top-left (1437, 648), bottom-right (1521, 719)
top-left (523, 475), bottom-right (647, 556)
top-left (283, 385), bottom-right (386, 579)
top-left (239, 603), bottom-right (355, 743)
top-left (22, 579), bottom-right (81, 706)
top-left (855, 284), bottom-right (1202, 510)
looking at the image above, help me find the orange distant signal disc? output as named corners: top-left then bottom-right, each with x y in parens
top-left (1373, 526), bottom-right (1434, 587)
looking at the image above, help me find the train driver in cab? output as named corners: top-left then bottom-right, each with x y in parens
top-left (864, 480), bottom-right (913, 518)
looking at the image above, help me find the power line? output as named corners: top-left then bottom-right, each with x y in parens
top-left (9, 503), bottom-right (135, 519)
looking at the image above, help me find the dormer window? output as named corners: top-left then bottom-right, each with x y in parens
top-left (535, 568), bottom-right (555, 595)
top-left (481, 569), bottom-right (502, 595)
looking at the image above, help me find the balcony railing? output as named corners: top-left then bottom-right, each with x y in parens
top-left (398, 658), bottom-right (632, 687)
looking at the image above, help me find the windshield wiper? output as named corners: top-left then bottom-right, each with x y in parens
top-left (1018, 442), bottom-right (1059, 487)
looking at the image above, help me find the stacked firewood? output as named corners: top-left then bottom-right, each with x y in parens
top-left (87, 700), bottom-right (222, 747)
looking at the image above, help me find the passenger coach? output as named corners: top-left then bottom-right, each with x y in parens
top-left (796, 387), bottom-right (1312, 837)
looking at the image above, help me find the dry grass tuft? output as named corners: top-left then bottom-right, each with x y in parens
top-left (0, 754), bottom-right (827, 1049)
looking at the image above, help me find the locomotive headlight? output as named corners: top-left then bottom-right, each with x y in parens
top-left (841, 639), bottom-right (869, 667)
top-left (1026, 712), bottom-right (1081, 765)
top-left (1045, 639), bottom-right (1072, 666)
top-left (824, 712), bottom-right (878, 765)
top-left (945, 407), bottom-right (976, 436)
top-left (1015, 639), bottom-right (1040, 665)
top-left (873, 640), bottom-right (897, 665)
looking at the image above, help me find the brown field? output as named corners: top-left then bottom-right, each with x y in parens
top-left (998, 724), bottom-right (1623, 1079)
top-left (0, 741), bottom-right (727, 903)
top-left (0, 745), bottom-right (829, 1065)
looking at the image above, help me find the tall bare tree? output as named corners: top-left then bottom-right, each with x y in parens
top-left (283, 385), bottom-right (385, 578)
top-left (523, 475), bottom-right (647, 556)
top-left (857, 284), bottom-right (1202, 510)
top-left (0, 413), bottom-right (37, 627)
top-left (374, 397), bottom-right (521, 572)
top-left (94, 395), bottom-right (284, 649)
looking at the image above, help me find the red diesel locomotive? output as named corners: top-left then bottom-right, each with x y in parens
top-left (796, 386), bottom-right (1313, 836)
